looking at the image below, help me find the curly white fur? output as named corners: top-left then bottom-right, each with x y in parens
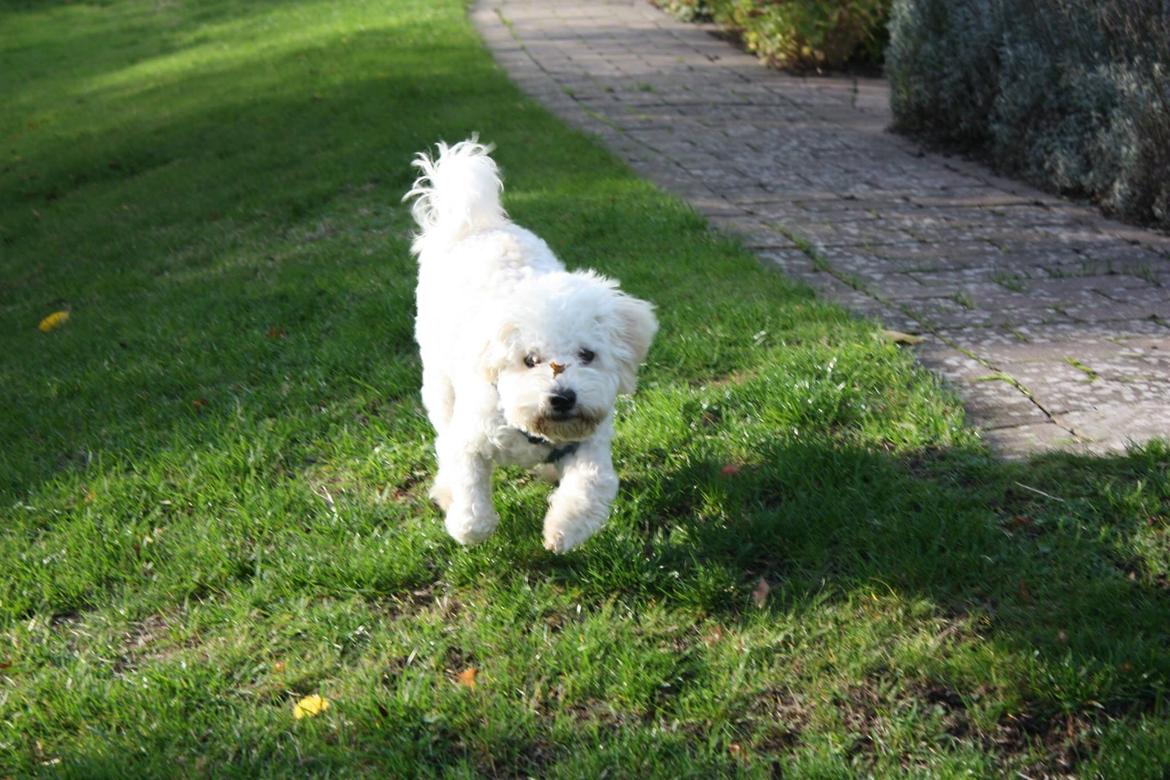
top-left (405, 138), bottom-right (657, 552)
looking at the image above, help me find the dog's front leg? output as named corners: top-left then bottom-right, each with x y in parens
top-left (543, 436), bottom-right (619, 553)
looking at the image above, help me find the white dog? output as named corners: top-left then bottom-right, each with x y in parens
top-left (405, 139), bottom-right (657, 552)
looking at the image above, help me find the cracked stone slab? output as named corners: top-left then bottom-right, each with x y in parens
top-left (474, 0), bottom-right (1170, 457)
top-left (981, 422), bottom-right (1090, 458)
top-left (1057, 404), bottom-right (1170, 451)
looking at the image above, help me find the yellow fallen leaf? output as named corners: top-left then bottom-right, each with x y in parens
top-left (293, 693), bottom-right (330, 719)
top-left (38, 310), bottom-right (70, 333)
top-left (456, 667), bottom-right (477, 690)
top-left (879, 329), bottom-right (925, 345)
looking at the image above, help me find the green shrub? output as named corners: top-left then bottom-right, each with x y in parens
top-left (888, 0), bottom-right (1170, 230)
top-left (659, 0), bottom-right (892, 70)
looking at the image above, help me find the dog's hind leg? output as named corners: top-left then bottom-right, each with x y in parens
top-left (420, 366), bottom-right (455, 434)
top-left (433, 385), bottom-right (501, 545)
top-left (435, 441), bottom-right (498, 545)
top-left (427, 435), bottom-right (455, 511)
top-left (422, 367), bottom-right (458, 510)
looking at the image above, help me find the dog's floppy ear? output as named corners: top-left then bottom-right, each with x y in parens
top-left (610, 292), bottom-right (658, 395)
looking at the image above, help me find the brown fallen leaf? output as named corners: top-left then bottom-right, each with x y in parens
top-left (751, 577), bottom-right (770, 608)
top-left (720, 463), bottom-right (741, 476)
top-left (456, 667), bottom-right (478, 690)
top-left (880, 329), bottom-right (926, 345)
top-left (266, 326), bottom-right (287, 340)
top-left (1017, 579), bottom-right (1031, 602)
top-left (192, 398), bottom-right (209, 412)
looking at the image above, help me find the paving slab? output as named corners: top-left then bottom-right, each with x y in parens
top-left (472, 0), bottom-right (1170, 456)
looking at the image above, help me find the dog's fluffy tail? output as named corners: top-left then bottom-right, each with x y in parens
top-left (404, 136), bottom-right (506, 254)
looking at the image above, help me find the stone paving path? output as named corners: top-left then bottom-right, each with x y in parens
top-left (472, 0), bottom-right (1170, 457)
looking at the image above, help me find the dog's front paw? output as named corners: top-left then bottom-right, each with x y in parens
top-left (445, 500), bottom-right (499, 546)
top-left (542, 511), bottom-right (601, 554)
top-left (543, 475), bottom-right (616, 553)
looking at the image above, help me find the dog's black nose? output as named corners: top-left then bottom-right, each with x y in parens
top-left (549, 389), bottom-right (576, 412)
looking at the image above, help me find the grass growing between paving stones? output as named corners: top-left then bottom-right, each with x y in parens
top-left (2, 0), bottom-right (1169, 775)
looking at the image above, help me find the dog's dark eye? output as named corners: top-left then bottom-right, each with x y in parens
top-left (578, 348), bottom-right (595, 364)
top-left (524, 354), bottom-right (540, 368)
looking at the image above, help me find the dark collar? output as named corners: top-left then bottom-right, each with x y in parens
top-left (518, 430), bottom-right (580, 464)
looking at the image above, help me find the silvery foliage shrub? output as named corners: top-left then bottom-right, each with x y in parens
top-left (888, 0), bottom-right (1170, 229)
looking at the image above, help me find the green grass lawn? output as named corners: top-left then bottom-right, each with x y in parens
top-left (2, 0), bottom-right (1168, 776)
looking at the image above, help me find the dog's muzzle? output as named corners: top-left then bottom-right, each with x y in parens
top-left (530, 408), bottom-right (602, 442)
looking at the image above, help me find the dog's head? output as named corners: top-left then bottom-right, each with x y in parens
top-left (481, 271), bottom-right (657, 443)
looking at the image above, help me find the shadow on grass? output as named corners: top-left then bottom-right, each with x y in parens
top-left (506, 436), bottom-right (1170, 722)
